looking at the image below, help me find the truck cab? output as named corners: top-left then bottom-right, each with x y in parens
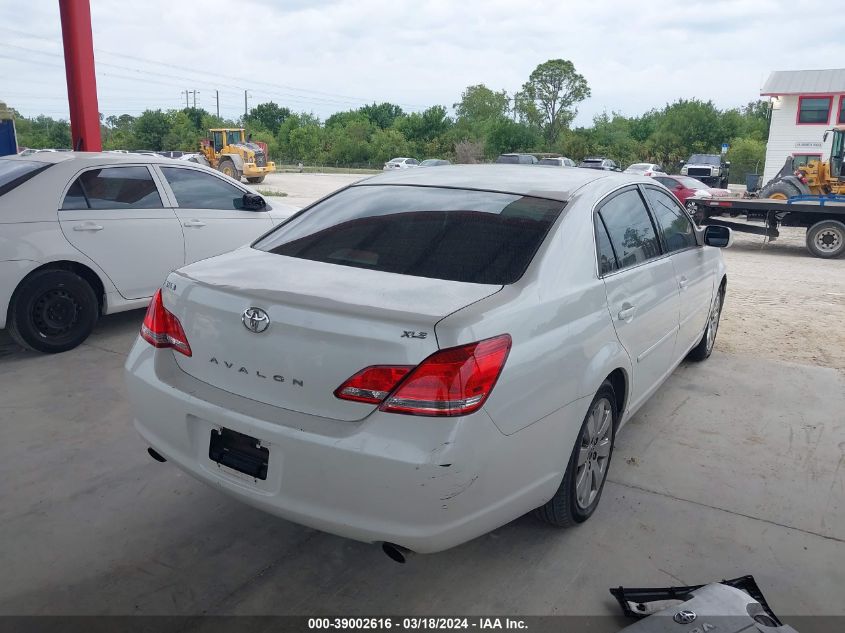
top-left (680, 154), bottom-right (730, 189)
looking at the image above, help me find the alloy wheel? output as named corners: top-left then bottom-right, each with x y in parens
top-left (575, 397), bottom-right (613, 509)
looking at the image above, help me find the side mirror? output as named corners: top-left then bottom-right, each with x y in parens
top-left (241, 193), bottom-right (266, 211)
top-left (704, 225), bottom-right (733, 248)
top-left (679, 160), bottom-right (686, 166)
top-left (724, 161), bottom-right (731, 167)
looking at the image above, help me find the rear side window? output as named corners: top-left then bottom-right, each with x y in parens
top-left (160, 167), bottom-right (246, 210)
top-left (643, 187), bottom-right (697, 252)
top-left (0, 159), bottom-right (50, 197)
top-left (255, 185), bottom-right (567, 285)
top-left (597, 189), bottom-right (661, 269)
top-left (62, 166), bottom-right (162, 210)
top-left (594, 215), bottom-right (618, 275)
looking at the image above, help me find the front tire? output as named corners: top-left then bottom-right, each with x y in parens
top-left (534, 381), bottom-right (617, 528)
top-left (218, 158), bottom-right (241, 182)
top-left (8, 269), bottom-right (99, 353)
top-left (806, 220), bottom-right (845, 259)
top-left (687, 286), bottom-right (723, 361)
top-left (246, 176), bottom-right (265, 184)
top-left (759, 180), bottom-right (800, 200)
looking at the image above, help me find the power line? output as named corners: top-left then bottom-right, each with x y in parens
top-left (0, 25), bottom-right (429, 110)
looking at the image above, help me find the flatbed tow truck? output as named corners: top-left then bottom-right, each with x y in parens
top-left (687, 194), bottom-right (845, 259)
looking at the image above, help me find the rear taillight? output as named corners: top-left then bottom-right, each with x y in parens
top-left (140, 289), bottom-right (192, 356)
top-left (334, 334), bottom-right (511, 417)
top-left (334, 365), bottom-right (414, 404)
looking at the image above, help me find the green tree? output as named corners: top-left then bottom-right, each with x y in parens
top-left (359, 102), bottom-right (404, 129)
top-left (369, 128), bottom-right (410, 163)
top-left (453, 84), bottom-right (510, 123)
top-left (517, 59), bottom-right (590, 144)
top-left (133, 109), bottom-right (171, 150)
top-left (484, 119), bottom-right (540, 158)
top-left (726, 137), bottom-right (766, 184)
top-left (246, 102), bottom-right (291, 133)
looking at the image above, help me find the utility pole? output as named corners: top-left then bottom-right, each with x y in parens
top-left (216, 90), bottom-right (219, 118)
top-left (244, 89), bottom-right (250, 119)
top-left (181, 90), bottom-right (199, 109)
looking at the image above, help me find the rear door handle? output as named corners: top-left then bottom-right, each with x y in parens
top-left (618, 305), bottom-right (636, 321)
top-left (72, 222), bottom-right (103, 232)
top-left (678, 276), bottom-right (689, 290)
top-left (183, 219), bottom-right (207, 228)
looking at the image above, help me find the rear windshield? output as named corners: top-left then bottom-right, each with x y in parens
top-left (0, 159), bottom-right (50, 196)
top-left (255, 185), bottom-right (567, 285)
top-left (538, 158), bottom-right (560, 165)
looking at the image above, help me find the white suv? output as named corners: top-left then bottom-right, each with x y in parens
top-left (0, 152), bottom-right (296, 353)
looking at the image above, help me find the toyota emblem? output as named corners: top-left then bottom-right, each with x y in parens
top-left (242, 307), bottom-right (270, 333)
top-left (673, 610), bottom-right (697, 624)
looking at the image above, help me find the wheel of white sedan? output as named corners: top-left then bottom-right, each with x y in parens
top-left (8, 269), bottom-right (99, 353)
top-left (534, 380), bottom-right (617, 528)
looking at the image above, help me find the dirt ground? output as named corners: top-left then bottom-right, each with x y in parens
top-left (717, 220), bottom-right (845, 370)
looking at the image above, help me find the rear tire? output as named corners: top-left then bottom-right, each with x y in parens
top-left (8, 269), bottom-right (99, 353)
top-left (246, 176), bottom-right (265, 184)
top-left (759, 180), bottom-right (800, 200)
top-left (687, 286), bottom-right (724, 362)
top-left (534, 381), bottom-right (617, 528)
top-left (806, 220), bottom-right (845, 259)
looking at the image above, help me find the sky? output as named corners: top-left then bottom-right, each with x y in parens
top-left (1, 0), bottom-right (844, 126)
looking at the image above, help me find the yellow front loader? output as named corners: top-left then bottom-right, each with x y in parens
top-left (761, 126), bottom-right (845, 199)
top-left (199, 128), bottom-right (276, 184)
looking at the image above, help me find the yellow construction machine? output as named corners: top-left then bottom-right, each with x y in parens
top-left (199, 128), bottom-right (276, 184)
top-left (760, 125), bottom-right (845, 198)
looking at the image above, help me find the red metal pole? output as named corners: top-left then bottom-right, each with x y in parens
top-left (59, 0), bottom-right (101, 151)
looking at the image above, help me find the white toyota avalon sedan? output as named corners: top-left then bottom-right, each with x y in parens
top-left (125, 165), bottom-right (731, 558)
top-left (0, 152), bottom-right (296, 353)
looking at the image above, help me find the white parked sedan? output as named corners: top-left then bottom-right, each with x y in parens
top-left (0, 152), bottom-right (296, 353)
top-left (383, 157), bottom-right (419, 170)
top-left (125, 165), bottom-right (730, 558)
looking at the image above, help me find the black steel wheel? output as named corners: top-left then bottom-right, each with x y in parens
top-left (8, 269), bottom-right (99, 353)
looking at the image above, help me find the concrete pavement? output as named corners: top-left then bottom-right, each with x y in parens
top-left (1, 315), bottom-right (842, 622)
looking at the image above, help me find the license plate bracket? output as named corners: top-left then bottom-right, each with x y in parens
top-left (209, 427), bottom-right (269, 480)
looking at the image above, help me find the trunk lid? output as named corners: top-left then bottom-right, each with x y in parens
top-left (167, 247), bottom-right (501, 421)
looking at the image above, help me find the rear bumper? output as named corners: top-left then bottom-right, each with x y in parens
top-left (125, 341), bottom-right (586, 553)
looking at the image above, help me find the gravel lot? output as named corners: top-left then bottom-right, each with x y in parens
top-left (718, 221), bottom-right (845, 370)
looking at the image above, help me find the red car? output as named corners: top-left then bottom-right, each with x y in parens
top-left (652, 175), bottom-right (732, 209)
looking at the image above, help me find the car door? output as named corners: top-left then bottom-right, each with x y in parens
top-left (595, 187), bottom-right (680, 410)
top-left (157, 165), bottom-right (274, 263)
top-left (58, 165), bottom-right (184, 300)
top-left (642, 185), bottom-right (714, 356)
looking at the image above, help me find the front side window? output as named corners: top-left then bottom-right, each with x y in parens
top-left (597, 188), bottom-right (661, 269)
top-left (643, 187), bottom-right (697, 252)
top-left (160, 167), bottom-right (246, 210)
top-left (226, 130), bottom-right (242, 146)
top-left (255, 185), bottom-right (567, 285)
top-left (797, 96), bottom-right (832, 124)
top-left (61, 166), bottom-right (163, 210)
